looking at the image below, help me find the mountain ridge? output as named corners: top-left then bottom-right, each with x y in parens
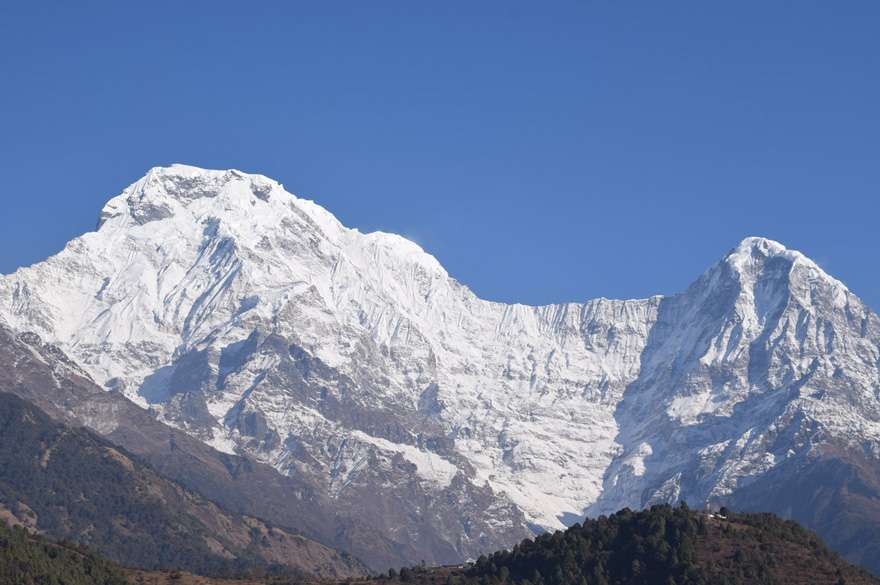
top-left (1, 164), bottom-right (879, 571)
top-left (0, 322), bottom-right (427, 571)
top-left (0, 390), bottom-right (367, 577)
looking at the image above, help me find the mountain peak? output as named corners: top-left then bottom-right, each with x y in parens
top-left (95, 164), bottom-right (301, 231)
top-left (4, 166), bottom-right (878, 571)
top-left (726, 236), bottom-right (802, 267)
top-left (735, 235), bottom-right (788, 255)
top-left (94, 164), bottom-right (444, 287)
top-left (717, 236), bottom-right (848, 296)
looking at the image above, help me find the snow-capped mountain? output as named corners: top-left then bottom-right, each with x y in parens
top-left (2, 165), bottom-right (879, 567)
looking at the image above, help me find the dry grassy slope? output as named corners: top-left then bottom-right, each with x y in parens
top-left (695, 516), bottom-right (877, 585)
top-left (125, 571), bottom-right (270, 585)
top-left (728, 442), bottom-right (880, 575)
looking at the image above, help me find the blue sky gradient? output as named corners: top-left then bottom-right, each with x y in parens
top-left (1, 2), bottom-right (878, 309)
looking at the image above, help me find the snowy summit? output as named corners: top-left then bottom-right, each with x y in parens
top-left (2, 165), bottom-right (879, 544)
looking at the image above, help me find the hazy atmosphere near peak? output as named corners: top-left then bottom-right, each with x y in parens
top-left (1, 2), bottom-right (878, 310)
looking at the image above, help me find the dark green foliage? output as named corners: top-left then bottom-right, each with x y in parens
top-left (468, 505), bottom-right (709, 585)
top-left (0, 520), bottom-right (127, 585)
top-left (374, 505), bottom-right (878, 585)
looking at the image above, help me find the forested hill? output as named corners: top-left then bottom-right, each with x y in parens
top-left (377, 505), bottom-right (880, 585)
top-left (0, 520), bottom-right (127, 585)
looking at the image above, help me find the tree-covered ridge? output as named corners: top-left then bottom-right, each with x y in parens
top-left (0, 520), bottom-right (127, 585)
top-left (460, 505), bottom-right (879, 585)
top-left (372, 505), bottom-right (878, 585)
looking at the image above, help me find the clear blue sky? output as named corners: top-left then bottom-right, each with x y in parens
top-left (1, 2), bottom-right (878, 309)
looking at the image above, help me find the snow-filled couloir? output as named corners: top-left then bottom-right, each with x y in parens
top-left (2, 165), bottom-right (879, 540)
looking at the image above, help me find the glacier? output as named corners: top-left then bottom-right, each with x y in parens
top-left (2, 164), bottom-right (879, 543)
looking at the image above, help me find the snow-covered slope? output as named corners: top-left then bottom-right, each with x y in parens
top-left (2, 165), bottom-right (879, 553)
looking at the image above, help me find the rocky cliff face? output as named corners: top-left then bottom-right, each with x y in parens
top-left (0, 323), bottom-right (406, 571)
top-left (2, 165), bottom-right (879, 569)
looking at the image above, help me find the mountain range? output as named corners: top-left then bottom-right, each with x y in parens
top-left (1, 164), bottom-right (878, 573)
